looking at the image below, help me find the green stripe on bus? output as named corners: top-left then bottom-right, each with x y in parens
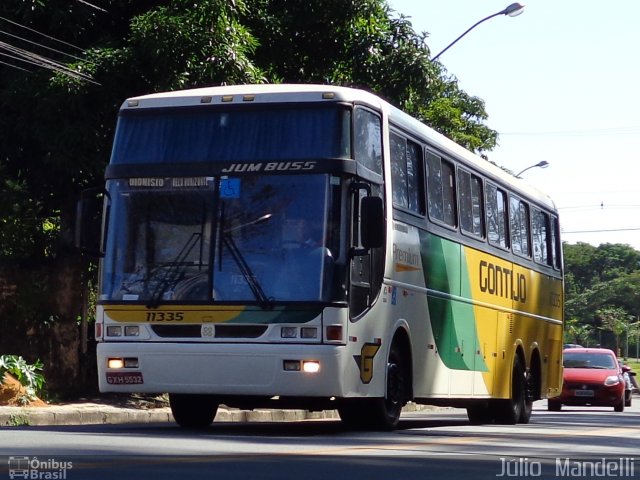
top-left (421, 232), bottom-right (488, 372)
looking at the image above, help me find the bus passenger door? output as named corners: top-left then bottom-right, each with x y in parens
top-left (349, 182), bottom-right (384, 319)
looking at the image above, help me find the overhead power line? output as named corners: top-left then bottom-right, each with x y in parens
top-left (0, 15), bottom-right (87, 53)
top-left (75, 0), bottom-right (108, 12)
top-left (0, 39), bottom-right (97, 84)
top-left (563, 227), bottom-right (640, 234)
top-left (0, 15), bottom-right (98, 84)
top-left (501, 126), bottom-right (640, 137)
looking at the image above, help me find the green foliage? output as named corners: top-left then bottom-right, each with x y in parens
top-left (0, 354), bottom-right (46, 404)
top-left (4, 414), bottom-right (30, 427)
top-left (564, 318), bottom-right (593, 346)
top-left (564, 242), bottom-right (640, 352)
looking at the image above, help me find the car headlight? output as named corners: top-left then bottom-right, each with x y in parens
top-left (604, 375), bottom-right (620, 386)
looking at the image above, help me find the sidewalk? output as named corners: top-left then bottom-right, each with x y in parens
top-left (0, 401), bottom-right (434, 427)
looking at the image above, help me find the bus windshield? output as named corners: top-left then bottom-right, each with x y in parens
top-left (100, 174), bottom-right (344, 305)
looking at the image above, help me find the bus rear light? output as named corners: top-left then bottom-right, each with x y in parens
top-left (283, 360), bottom-right (301, 371)
top-left (106, 326), bottom-right (122, 337)
top-left (95, 323), bottom-right (102, 339)
top-left (325, 325), bottom-right (343, 341)
top-left (108, 358), bottom-right (124, 369)
top-left (302, 361), bottom-right (320, 373)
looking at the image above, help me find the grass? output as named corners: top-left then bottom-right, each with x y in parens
top-left (621, 358), bottom-right (640, 372)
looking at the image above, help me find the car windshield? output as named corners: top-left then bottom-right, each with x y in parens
top-left (100, 174), bottom-right (345, 305)
top-left (563, 352), bottom-right (618, 369)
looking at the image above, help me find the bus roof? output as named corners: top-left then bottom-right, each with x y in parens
top-left (122, 83), bottom-right (556, 211)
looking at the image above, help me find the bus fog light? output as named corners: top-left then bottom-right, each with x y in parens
top-left (281, 327), bottom-right (298, 338)
top-left (283, 360), bottom-right (301, 371)
top-left (124, 358), bottom-right (139, 368)
top-left (300, 327), bottom-right (318, 339)
top-left (108, 358), bottom-right (124, 369)
top-left (106, 326), bottom-right (122, 337)
top-left (302, 361), bottom-right (320, 373)
top-left (124, 326), bottom-right (140, 336)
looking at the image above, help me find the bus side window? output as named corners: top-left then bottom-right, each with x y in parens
top-left (510, 196), bottom-right (531, 257)
top-left (390, 133), bottom-right (425, 215)
top-left (551, 216), bottom-right (562, 270)
top-left (427, 151), bottom-right (456, 227)
top-left (458, 168), bottom-right (484, 238)
top-left (354, 108), bottom-right (382, 176)
top-left (532, 208), bottom-right (552, 265)
top-left (486, 183), bottom-right (508, 248)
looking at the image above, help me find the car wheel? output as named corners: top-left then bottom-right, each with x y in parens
top-left (614, 397), bottom-right (625, 412)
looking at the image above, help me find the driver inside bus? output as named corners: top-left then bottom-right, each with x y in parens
top-left (279, 217), bottom-right (334, 300)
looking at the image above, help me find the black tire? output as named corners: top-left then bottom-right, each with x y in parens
top-left (169, 393), bottom-right (219, 428)
top-left (466, 402), bottom-right (495, 424)
top-left (625, 391), bottom-right (632, 407)
top-left (494, 356), bottom-right (529, 425)
top-left (338, 345), bottom-right (407, 430)
top-left (614, 397), bottom-right (625, 412)
top-left (547, 399), bottom-right (562, 411)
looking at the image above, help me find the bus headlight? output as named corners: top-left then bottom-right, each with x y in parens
top-left (106, 326), bottom-right (122, 337)
top-left (302, 361), bottom-right (320, 373)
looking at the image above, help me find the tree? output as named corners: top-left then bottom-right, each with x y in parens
top-left (0, 0), bottom-right (501, 393)
top-left (596, 306), bottom-right (631, 356)
top-left (564, 318), bottom-right (593, 346)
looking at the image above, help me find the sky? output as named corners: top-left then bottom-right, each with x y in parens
top-left (388, 0), bottom-right (640, 250)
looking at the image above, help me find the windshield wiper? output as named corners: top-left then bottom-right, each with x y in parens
top-left (147, 232), bottom-right (201, 308)
top-left (217, 206), bottom-right (273, 309)
top-left (222, 234), bottom-right (273, 309)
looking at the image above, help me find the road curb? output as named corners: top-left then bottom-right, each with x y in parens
top-left (0, 401), bottom-right (436, 427)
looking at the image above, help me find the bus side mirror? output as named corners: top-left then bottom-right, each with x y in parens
top-left (360, 196), bottom-right (384, 249)
top-left (76, 187), bottom-right (105, 257)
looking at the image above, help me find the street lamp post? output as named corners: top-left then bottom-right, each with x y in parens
top-left (515, 160), bottom-right (549, 177)
top-left (431, 3), bottom-right (526, 62)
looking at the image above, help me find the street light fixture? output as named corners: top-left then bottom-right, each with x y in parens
top-left (431, 3), bottom-right (526, 62)
top-left (515, 160), bottom-right (549, 177)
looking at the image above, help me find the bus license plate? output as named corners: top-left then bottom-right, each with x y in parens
top-left (574, 389), bottom-right (594, 397)
top-left (106, 372), bottom-right (144, 385)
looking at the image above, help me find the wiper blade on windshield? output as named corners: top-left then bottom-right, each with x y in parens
top-left (222, 234), bottom-right (273, 309)
top-left (217, 205), bottom-right (273, 309)
top-left (147, 232), bottom-right (201, 308)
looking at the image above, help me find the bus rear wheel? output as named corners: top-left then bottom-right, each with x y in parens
top-left (494, 356), bottom-right (531, 425)
top-left (169, 393), bottom-right (219, 429)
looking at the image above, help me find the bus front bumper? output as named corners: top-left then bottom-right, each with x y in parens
top-left (97, 341), bottom-right (348, 398)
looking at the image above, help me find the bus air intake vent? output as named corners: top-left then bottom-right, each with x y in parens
top-left (151, 325), bottom-right (201, 338)
top-left (214, 325), bottom-right (268, 338)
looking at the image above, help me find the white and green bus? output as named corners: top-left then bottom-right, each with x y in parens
top-left (83, 84), bottom-right (563, 429)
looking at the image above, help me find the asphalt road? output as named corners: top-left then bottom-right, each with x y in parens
top-left (0, 399), bottom-right (638, 480)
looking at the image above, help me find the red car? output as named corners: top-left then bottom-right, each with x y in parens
top-left (548, 348), bottom-right (626, 412)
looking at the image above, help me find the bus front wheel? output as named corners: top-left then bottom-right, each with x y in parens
top-left (169, 393), bottom-right (219, 428)
top-left (338, 345), bottom-right (408, 430)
